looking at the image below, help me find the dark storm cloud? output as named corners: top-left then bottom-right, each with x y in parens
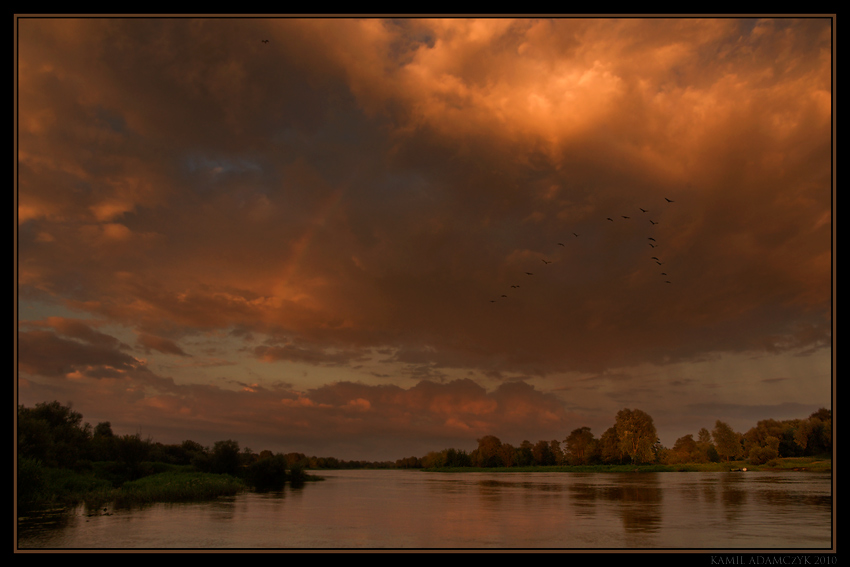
top-left (17, 17), bottom-right (832, 459)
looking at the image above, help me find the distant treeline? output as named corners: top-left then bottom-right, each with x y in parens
top-left (395, 407), bottom-right (833, 469)
top-left (17, 401), bottom-right (833, 484)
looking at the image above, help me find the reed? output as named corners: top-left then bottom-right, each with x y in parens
top-left (113, 471), bottom-right (246, 506)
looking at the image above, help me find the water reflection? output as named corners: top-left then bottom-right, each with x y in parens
top-left (568, 474), bottom-right (663, 534)
top-left (17, 471), bottom-right (832, 549)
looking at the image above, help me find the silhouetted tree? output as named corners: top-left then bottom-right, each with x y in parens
top-left (209, 440), bottom-right (241, 475)
top-left (17, 401), bottom-right (92, 468)
top-left (115, 433), bottom-right (152, 479)
top-left (246, 453), bottom-right (288, 490)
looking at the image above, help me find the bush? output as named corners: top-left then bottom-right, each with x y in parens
top-left (209, 440), bottom-right (241, 476)
top-left (288, 462), bottom-right (306, 484)
top-left (246, 454), bottom-right (288, 490)
top-left (17, 457), bottom-right (49, 511)
top-left (748, 445), bottom-right (779, 465)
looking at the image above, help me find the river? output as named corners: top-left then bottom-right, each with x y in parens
top-left (16, 469), bottom-right (833, 550)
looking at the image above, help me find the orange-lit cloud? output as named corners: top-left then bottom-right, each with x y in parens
top-left (17, 17), bottom-right (832, 459)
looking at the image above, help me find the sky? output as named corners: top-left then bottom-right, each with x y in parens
top-left (16, 16), bottom-right (833, 462)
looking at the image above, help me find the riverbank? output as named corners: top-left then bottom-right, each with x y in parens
top-left (424, 456), bottom-right (832, 473)
top-left (17, 463), bottom-right (323, 515)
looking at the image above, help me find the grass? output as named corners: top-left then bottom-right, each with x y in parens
top-left (113, 471), bottom-right (246, 507)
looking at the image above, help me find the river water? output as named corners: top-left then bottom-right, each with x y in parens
top-left (16, 470), bottom-right (833, 550)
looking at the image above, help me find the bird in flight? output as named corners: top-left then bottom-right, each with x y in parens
top-left (607, 218), bottom-right (614, 222)
top-left (573, 233), bottom-right (579, 237)
top-left (511, 285), bottom-right (520, 289)
top-left (640, 208), bottom-right (648, 213)
top-left (649, 243), bottom-right (657, 248)
top-left (542, 259), bottom-right (552, 264)
top-left (650, 219), bottom-right (658, 225)
top-left (665, 197), bottom-right (675, 203)
top-left (262, 39), bottom-right (270, 43)
top-left (648, 237), bottom-right (656, 241)
top-left (526, 272), bottom-right (534, 276)
top-left (622, 216), bottom-right (631, 219)
top-left (558, 242), bottom-right (565, 247)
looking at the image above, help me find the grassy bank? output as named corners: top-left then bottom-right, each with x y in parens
top-left (17, 458), bottom-right (322, 514)
top-left (112, 471), bottom-right (246, 507)
top-left (425, 456), bottom-right (832, 473)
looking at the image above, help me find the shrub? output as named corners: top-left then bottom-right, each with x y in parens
top-left (748, 445), bottom-right (779, 465)
top-left (246, 455), bottom-right (288, 490)
top-left (17, 457), bottom-right (49, 511)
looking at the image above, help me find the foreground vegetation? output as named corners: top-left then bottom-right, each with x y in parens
top-left (17, 401), bottom-right (321, 514)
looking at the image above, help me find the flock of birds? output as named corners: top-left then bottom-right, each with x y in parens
top-left (488, 197), bottom-right (677, 304)
top-left (262, 34), bottom-right (676, 307)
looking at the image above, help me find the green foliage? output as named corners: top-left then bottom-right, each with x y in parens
top-left (114, 471), bottom-right (245, 506)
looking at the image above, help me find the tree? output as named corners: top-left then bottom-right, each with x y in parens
top-left (115, 433), bottom-right (152, 479)
top-left (599, 426), bottom-right (625, 464)
top-left (614, 408), bottom-right (658, 464)
top-left (564, 427), bottom-right (597, 465)
top-left (532, 440), bottom-right (555, 466)
top-left (668, 434), bottom-right (698, 464)
top-left (246, 453), bottom-right (288, 490)
top-left (516, 440), bottom-right (534, 467)
top-left (473, 435), bottom-right (504, 468)
top-left (549, 439), bottom-right (565, 465)
top-left (712, 420), bottom-right (742, 462)
top-left (208, 439), bottom-right (241, 475)
top-left (17, 401), bottom-right (92, 468)
top-left (91, 421), bottom-right (117, 461)
top-left (697, 427), bottom-right (720, 462)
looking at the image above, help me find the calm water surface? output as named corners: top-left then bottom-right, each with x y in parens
top-left (17, 470), bottom-right (833, 550)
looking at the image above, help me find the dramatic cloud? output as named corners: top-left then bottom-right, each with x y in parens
top-left (17, 17), bottom-right (832, 460)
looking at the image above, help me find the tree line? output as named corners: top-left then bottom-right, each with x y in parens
top-left (16, 400), bottom-right (398, 508)
top-left (17, 400), bottom-right (833, 481)
top-left (395, 407), bottom-right (833, 469)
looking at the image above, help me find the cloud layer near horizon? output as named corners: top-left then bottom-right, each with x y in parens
top-left (17, 17), bottom-right (832, 459)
